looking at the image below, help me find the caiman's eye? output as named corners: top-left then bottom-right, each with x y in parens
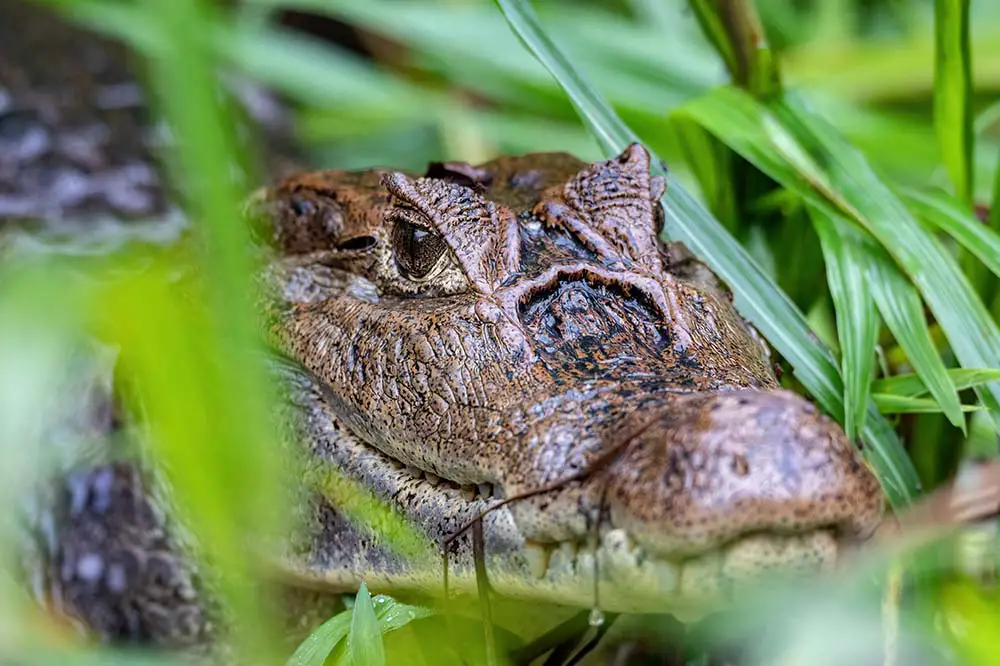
top-left (392, 217), bottom-right (448, 280)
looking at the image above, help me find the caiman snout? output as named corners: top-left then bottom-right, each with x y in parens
top-left (604, 389), bottom-right (884, 559)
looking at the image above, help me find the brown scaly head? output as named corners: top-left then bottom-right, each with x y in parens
top-left (249, 143), bottom-right (884, 614)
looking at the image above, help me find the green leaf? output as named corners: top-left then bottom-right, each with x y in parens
top-left (347, 583), bottom-right (386, 666)
top-left (874, 368), bottom-right (1000, 398)
top-left (873, 394), bottom-right (984, 415)
top-left (686, 0), bottom-right (740, 84)
top-left (369, 595), bottom-right (435, 633)
top-left (778, 94), bottom-right (1000, 417)
top-left (903, 188), bottom-right (1000, 279)
top-left (287, 612), bottom-right (353, 666)
top-left (991, 139), bottom-right (1000, 234)
top-left (864, 246), bottom-right (966, 430)
top-left (288, 595), bottom-right (433, 666)
top-left (933, 0), bottom-right (974, 205)
top-left (686, 0), bottom-right (781, 97)
top-left (495, 0), bottom-right (919, 507)
top-left (676, 87), bottom-right (1000, 423)
top-left (810, 206), bottom-right (879, 441)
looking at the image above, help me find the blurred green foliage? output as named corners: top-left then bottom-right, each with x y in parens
top-left (3, 0), bottom-right (1000, 664)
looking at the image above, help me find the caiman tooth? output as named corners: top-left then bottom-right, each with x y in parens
top-left (424, 473), bottom-right (440, 487)
top-left (477, 482), bottom-right (494, 499)
top-left (459, 485), bottom-right (477, 502)
top-left (523, 541), bottom-right (551, 580)
top-left (404, 465), bottom-right (423, 479)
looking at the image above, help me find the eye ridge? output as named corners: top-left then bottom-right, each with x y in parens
top-left (391, 214), bottom-right (449, 281)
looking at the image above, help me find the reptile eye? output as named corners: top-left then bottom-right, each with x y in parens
top-left (392, 217), bottom-right (448, 280)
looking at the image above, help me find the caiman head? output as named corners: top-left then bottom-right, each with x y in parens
top-left (251, 143), bottom-right (884, 614)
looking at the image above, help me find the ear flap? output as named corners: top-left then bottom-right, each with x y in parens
top-left (557, 143), bottom-right (663, 271)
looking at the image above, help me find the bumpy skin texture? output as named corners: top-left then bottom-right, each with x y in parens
top-left (29, 463), bottom-right (213, 648)
top-left (253, 143), bottom-right (885, 612)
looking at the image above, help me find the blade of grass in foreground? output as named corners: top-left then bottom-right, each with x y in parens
top-left (347, 583), bottom-right (385, 666)
top-left (114, 0), bottom-right (285, 658)
top-left (494, 0), bottom-right (918, 507)
top-left (933, 0), bottom-right (974, 206)
top-left (810, 206), bottom-right (880, 441)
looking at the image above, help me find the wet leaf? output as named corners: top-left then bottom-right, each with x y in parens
top-left (347, 583), bottom-right (385, 666)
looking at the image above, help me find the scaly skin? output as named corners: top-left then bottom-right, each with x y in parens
top-left (250, 143), bottom-right (884, 615)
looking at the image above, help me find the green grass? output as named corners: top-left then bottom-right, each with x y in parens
top-left (3, 0), bottom-right (1000, 664)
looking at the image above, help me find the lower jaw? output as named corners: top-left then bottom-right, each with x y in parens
top-left (277, 528), bottom-right (842, 618)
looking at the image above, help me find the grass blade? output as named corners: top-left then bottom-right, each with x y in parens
top-left (495, 0), bottom-right (919, 506)
top-left (348, 583), bottom-right (386, 666)
top-left (874, 369), bottom-right (1000, 398)
top-left (873, 394), bottom-right (983, 415)
top-left (865, 246), bottom-right (966, 430)
top-left (686, 0), bottom-right (740, 86)
top-left (810, 206), bottom-right (879, 441)
top-left (287, 595), bottom-right (432, 666)
top-left (287, 613), bottom-right (353, 666)
top-left (903, 188), bottom-right (1000, 278)
top-left (777, 93), bottom-right (1000, 417)
top-left (686, 0), bottom-right (781, 97)
top-left (677, 86), bottom-right (1000, 421)
top-left (933, 0), bottom-right (974, 205)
